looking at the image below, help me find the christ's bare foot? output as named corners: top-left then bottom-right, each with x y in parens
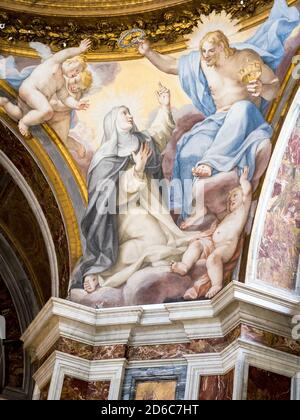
top-left (18, 120), bottom-right (30, 137)
top-left (84, 275), bottom-right (99, 294)
top-left (171, 262), bottom-right (188, 276)
top-left (0, 97), bottom-right (9, 106)
top-left (192, 164), bottom-right (212, 178)
top-left (205, 285), bottom-right (222, 299)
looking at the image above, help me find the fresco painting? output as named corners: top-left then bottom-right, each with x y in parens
top-left (257, 114), bottom-right (300, 290)
top-left (0, 0), bottom-right (300, 308)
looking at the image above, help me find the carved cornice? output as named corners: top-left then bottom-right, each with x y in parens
top-left (0, 0), bottom-right (282, 60)
top-left (0, 0), bottom-right (278, 18)
top-left (0, 1), bottom-right (199, 17)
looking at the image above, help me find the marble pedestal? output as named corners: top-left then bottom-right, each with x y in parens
top-left (21, 282), bottom-right (300, 400)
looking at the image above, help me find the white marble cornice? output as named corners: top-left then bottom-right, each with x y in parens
top-left (21, 282), bottom-right (300, 361)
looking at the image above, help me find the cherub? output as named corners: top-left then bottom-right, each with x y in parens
top-left (48, 68), bottom-right (93, 158)
top-left (171, 167), bottom-right (252, 299)
top-left (0, 39), bottom-right (91, 137)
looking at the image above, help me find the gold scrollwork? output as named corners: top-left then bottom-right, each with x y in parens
top-left (0, 0), bottom-right (276, 59)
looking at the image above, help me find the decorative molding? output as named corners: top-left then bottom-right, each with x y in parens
top-left (22, 298), bottom-right (144, 360)
top-left (32, 338), bottom-right (300, 400)
top-left (21, 282), bottom-right (300, 362)
top-left (0, 0), bottom-right (276, 18)
top-left (232, 350), bottom-right (247, 400)
top-left (33, 351), bottom-right (57, 395)
top-left (184, 342), bottom-right (239, 400)
top-left (0, 0), bottom-right (280, 59)
top-left (33, 351), bottom-right (126, 400)
top-left (291, 374), bottom-right (300, 401)
top-left (184, 340), bottom-right (300, 400)
top-left (126, 358), bottom-right (187, 369)
top-left (0, 316), bottom-right (4, 339)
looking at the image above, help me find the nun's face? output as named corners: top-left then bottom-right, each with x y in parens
top-left (117, 107), bottom-right (134, 132)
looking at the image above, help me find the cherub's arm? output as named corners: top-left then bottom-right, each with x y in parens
top-left (147, 83), bottom-right (175, 152)
top-left (244, 50), bottom-right (280, 101)
top-left (50, 97), bottom-right (68, 112)
top-left (240, 167), bottom-right (252, 203)
top-left (51, 39), bottom-right (91, 65)
top-left (57, 87), bottom-right (89, 110)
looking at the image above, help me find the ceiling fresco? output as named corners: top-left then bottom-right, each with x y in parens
top-left (0, 0), bottom-right (299, 309)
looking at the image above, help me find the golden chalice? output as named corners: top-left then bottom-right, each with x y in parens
top-left (239, 61), bottom-right (262, 84)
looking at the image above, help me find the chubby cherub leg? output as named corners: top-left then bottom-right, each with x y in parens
top-left (83, 275), bottom-right (99, 294)
top-left (205, 248), bottom-right (226, 299)
top-left (18, 86), bottom-right (54, 137)
top-left (0, 97), bottom-right (23, 121)
top-left (171, 240), bottom-right (203, 276)
top-left (18, 120), bottom-right (31, 137)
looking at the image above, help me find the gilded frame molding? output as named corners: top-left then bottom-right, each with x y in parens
top-left (3, 0), bottom-right (298, 60)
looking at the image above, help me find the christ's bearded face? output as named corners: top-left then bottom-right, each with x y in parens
top-left (201, 41), bottom-right (223, 67)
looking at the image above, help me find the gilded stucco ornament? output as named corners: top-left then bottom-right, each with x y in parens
top-left (0, 0), bottom-right (277, 59)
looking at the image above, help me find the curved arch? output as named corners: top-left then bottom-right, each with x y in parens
top-left (246, 86), bottom-right (300, 293)
top-left (0, 152), bottom-right (60, 297)
top-left (0, 233), bottom-right (39, 399)
top-left (0, 93), bottom-right (84, 287)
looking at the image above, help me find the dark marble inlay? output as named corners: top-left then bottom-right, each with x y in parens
top-left (60, 376), bottom-right (110, 400)
top-left (241, 325), bottom-right (300, 357)
top-left (247, 367), bottom-right (291, 400)
top-left (127, 326), bottom-right (241, 360)
top-left (40, 337), bottom-right (126, 367)
top-left (39, 382), bottom-right (50, 400)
